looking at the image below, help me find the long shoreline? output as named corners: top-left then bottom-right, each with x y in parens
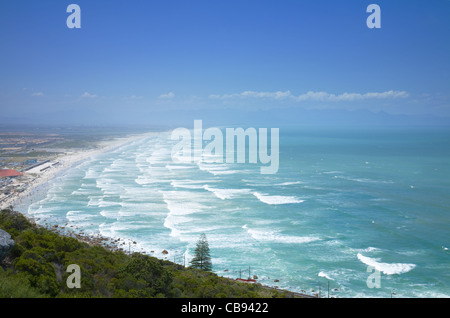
top-left (0, 131), bottom-right (157, 211)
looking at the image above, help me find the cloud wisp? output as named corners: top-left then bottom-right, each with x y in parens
top-left (209, 90), bottom-right (409, 102)
top-left (159, 92), bottom-right (175, 99)
top-left (80, 92), bottom-right (97, 98)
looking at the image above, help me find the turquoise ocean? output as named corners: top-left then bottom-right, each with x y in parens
top-left (19, 127), bottom-right (450, 298)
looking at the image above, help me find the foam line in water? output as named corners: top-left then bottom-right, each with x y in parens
top-left (253, 192), bottom-right (304, 205)
top-left (166, 165), bottom-right (195, 170)
top-left (171, 180), bottom-right (211, 189)
top-left (197, 162), bottom-right (238, 175)
top-left (276, 181), bottom-right (304, 186)
top-left (318, 271), bottom-right (334, 281)
top-left (242, 225), bottom-right (319, 244)
top-left (203, 185), bottom-right (251, 200)
top-left (357, 253), bottom-right (416, 275)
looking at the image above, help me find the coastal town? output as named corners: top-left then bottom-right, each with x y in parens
top-left (0, 132), bottom-right (65, 209)
top-left (0, 129), bottom-right (150, 210)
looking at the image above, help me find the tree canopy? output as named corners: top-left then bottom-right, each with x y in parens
top-left (190, 233), bottom-right (212, 271)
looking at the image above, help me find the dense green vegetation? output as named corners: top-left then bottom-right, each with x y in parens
top-left (0, 209), bottom-right (292, 298)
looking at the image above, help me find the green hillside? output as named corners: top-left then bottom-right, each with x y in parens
top-left (0, 209), bottom-right (294, 298)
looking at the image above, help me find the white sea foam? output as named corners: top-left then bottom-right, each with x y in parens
top-left (203, 185), bottom-right (251, 200)
top-left (161, 190), bottom-right (211, 239)
top-left (171, 152), bottom-right (193, 164)
top-left (242, 225), bottom-right (319, 244)
top-left (302, 185), bottom-right (325, 190)
top-left (359, 247), bottom-right (380, 253)
top-left (99, 199), bottom-right (121, 208)
top-left (357, 253), bottom-right (416, 275)
top-left (89, 195), bottom-right (121, 208)
top-left (71, 188), bottom-right (91, 195)
top-left (276, 181), bottom-right (304, 186)
top-left (135, 175), bottom-right (169, 185)
top-left (96, 178), bottom-right (123, 195)
top-left (201, 154), bottom-right (224, 163)
top-left (100, 210), bottom-right (118, 219)
top-left (121, 187), bottom-right (155, 198)
top-left (241, 179), bottom-right (274, 187)
top-left (118, 208), bottom-right (165, 218)
top-left (162, 197), bottom-right (209, 216)
top-left (84, 168), bottom-right (101, 179)
top-left (197, 163), bottom-right (238, 175)
top-left (171, 180), bottom-right (210, 189)
top-left (87, 196), bottom-right (103, 206)
top-left (333, 175), bottom-right (394, 184)
top-left (99, 222), bottom-right (116, 238)
top-left (318, 271), bottom-right (334, 280)
top-left (322, 170), bottom-right (343, 175)
top-left (66, 210), bottom-right (90, 223)
top-left (27, 203), bottom-right (50, 215)
top-left (208, 169), bottom-right (238, 175)
top-left (166, 165), bottom-right (195, 170)
top-left (253, 192), bottom-right (304, 205)
top-left (102, 167), bottom-right (117, 173)
top-left (118, 201), bottom-right (163, 212)
top-left (146, 148), bottom-right (171, 164)
top-left (163, 213), bottom-right (192, 240)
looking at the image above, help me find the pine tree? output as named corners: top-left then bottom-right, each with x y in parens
top-left (190, 233), bottom-right (212, 271)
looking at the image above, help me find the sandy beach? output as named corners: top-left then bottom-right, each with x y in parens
top-left (0, 131), bottom-right (156, 211)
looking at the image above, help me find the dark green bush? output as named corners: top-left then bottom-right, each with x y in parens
top-left (0, 267), bottom-right (44, 298)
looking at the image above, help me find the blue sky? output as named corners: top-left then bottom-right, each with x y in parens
top-left (1, 0), bottom-right (450, 126)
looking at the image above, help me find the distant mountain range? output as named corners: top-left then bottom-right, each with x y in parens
top-left (1, 107), bottom-right (449, 129)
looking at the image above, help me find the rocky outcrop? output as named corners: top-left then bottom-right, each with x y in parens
top-left (0, 229), bottom-right (14, 262)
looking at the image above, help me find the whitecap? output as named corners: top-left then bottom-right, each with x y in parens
top-left (171, 180), bottom-right (210, 189)
top-left (253, 192), bottom-right (304, 205)
top-left (160, 190), bottom-right (212, 239)
top-left (322, 171), bottom-right (343, 174)
top-left (166, 165), bottom-right (195, 170)
top-left (71, 188), bottom-right (90, 195)
top-left (210, 169), bottom-right (239, 175)
top-left (84, 168), bottom-right (101, 179)
top-left (135, 175), bottom-right (167, 185)
top-left (357, 253), bottom-right (416, 275)
top-left (100, 210), bottom-right (118, 219)
top-left (96, 178), bottom-right (122, 194)
top-left (242, 225), bottom-right (319, 244)
top-left (197, 162), bottom-right (238, 175)
top-left (66, 210), bottom-right (90, 223)
top-left (87, 196), bottom-right (103, 206)
top-left (318, 271), bottom-right (334, 281)
top-left (98, 199), bottom-right (121, 208)
top-left (276, 181), bottom-right (304, 186)
top-left (203, 185), bottom-right (251, 200)
top-left (146, 148), bottom-right (171, 164)
top-left (163, 213), bottom-right (192, 240)
top-left (360, 247), bottom-right (380, 253)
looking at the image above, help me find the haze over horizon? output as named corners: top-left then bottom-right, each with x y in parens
top-left (1, 1), bottom-right (449, 127)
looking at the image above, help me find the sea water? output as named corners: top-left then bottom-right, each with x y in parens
top-left (23, 127), bottom-right (450, 297)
